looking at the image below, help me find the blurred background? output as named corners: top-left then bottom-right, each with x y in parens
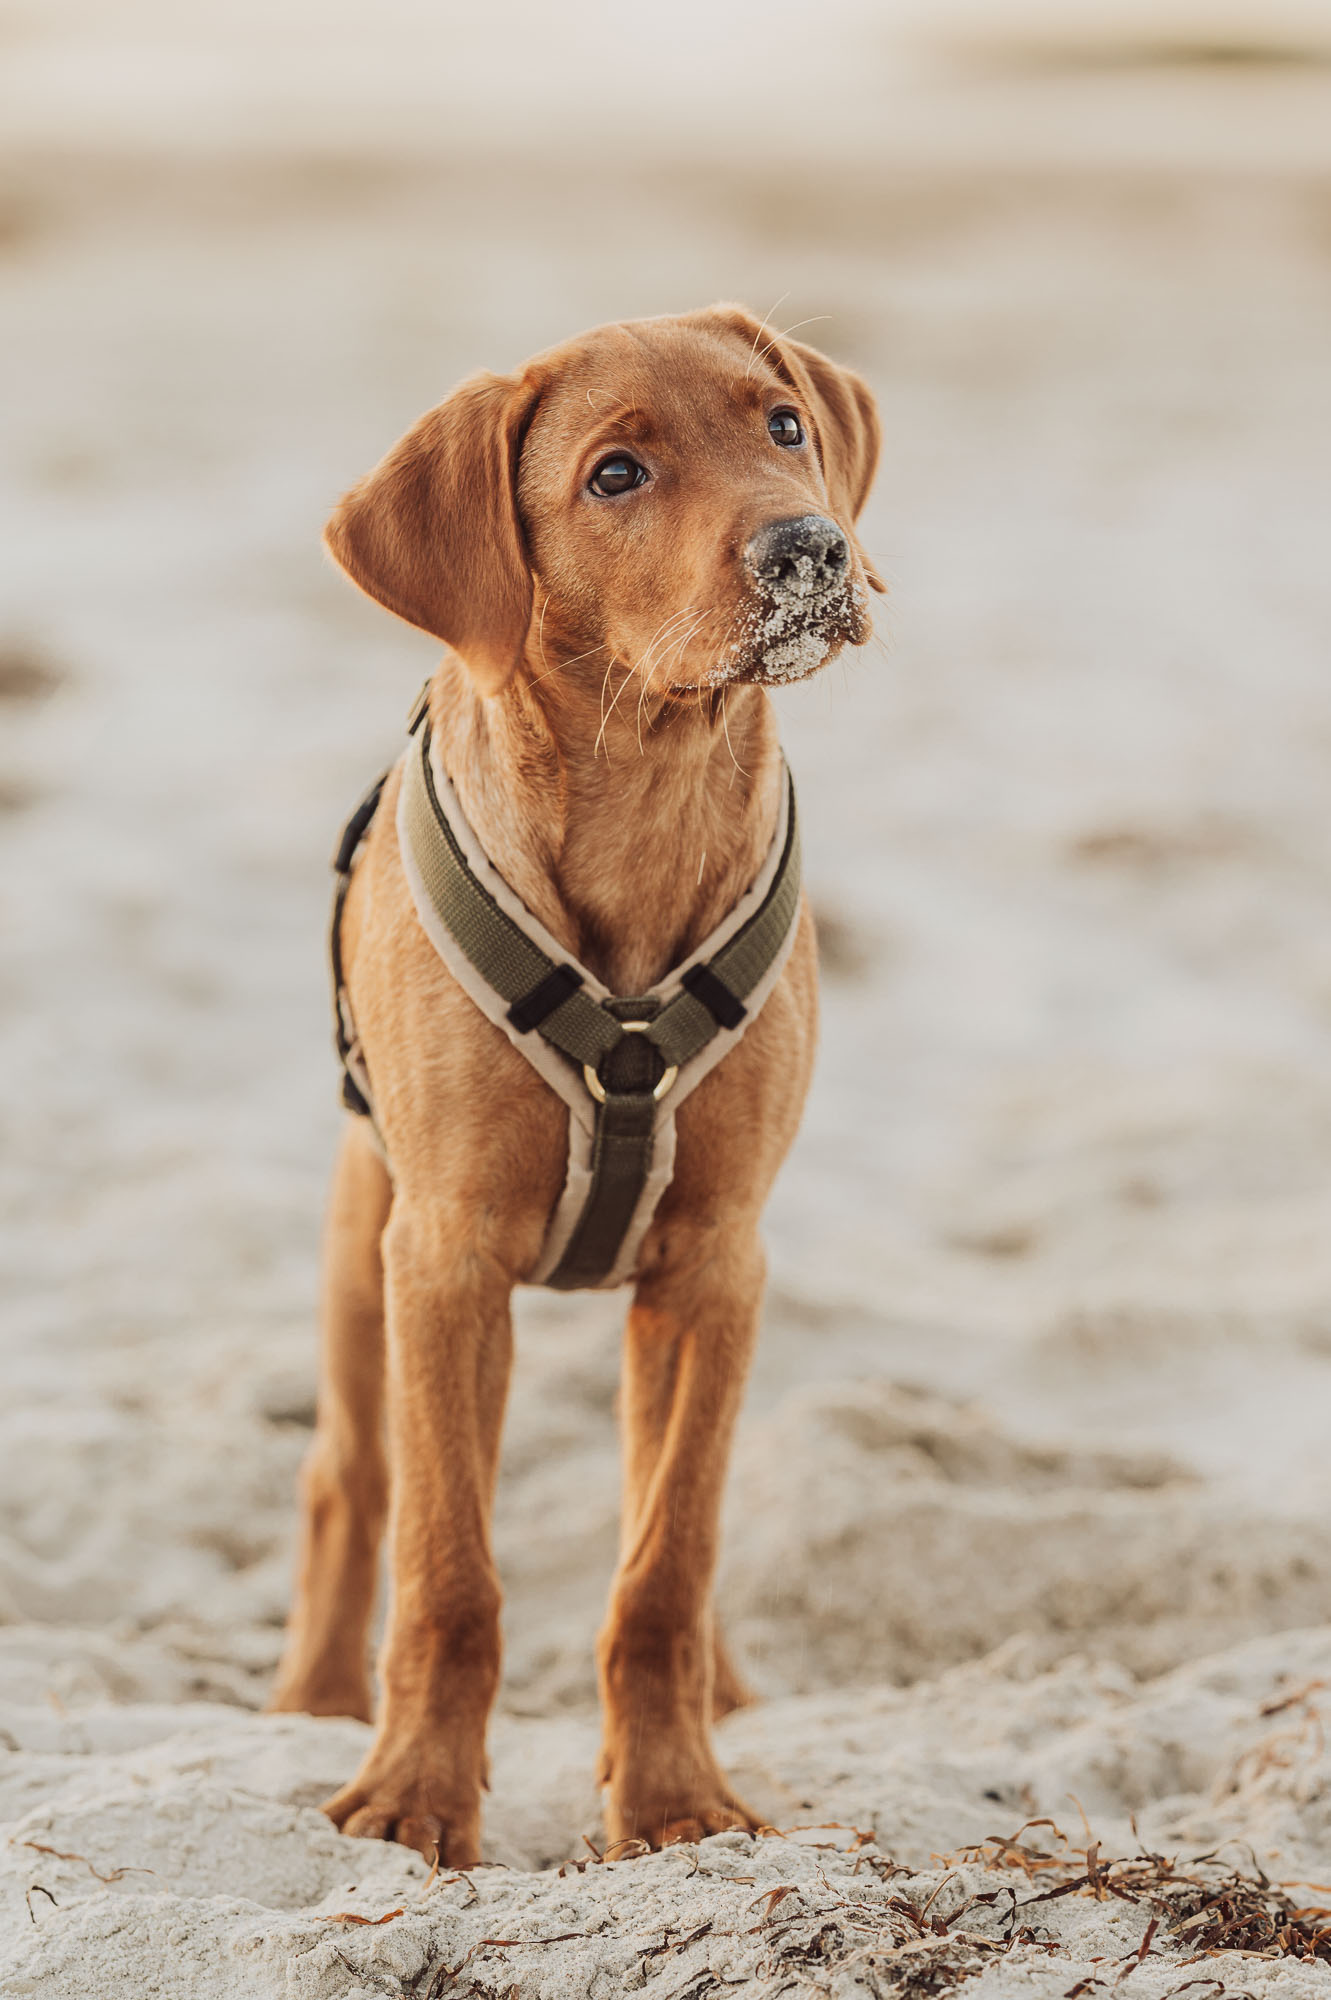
top-left (3, 0), bottom-right (1331, 1717)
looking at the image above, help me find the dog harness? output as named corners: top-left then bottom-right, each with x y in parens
top-left (331, 693), bottom-right (803, 1291)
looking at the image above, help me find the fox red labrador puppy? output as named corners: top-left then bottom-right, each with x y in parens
top-left (270, 304), bottom-right (881, 1864)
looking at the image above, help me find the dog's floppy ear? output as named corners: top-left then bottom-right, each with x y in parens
top-left (324, 369), bottom-right (541, 696)
top-left (699, 304), bottom-right (884, 590)
top-left (775, 336), bottom-right (881, 527)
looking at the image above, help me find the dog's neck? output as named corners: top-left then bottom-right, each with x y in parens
top-left (427, 649), bottom-right (784, 996)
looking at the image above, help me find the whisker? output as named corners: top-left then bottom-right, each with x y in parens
top-left (700, 605), bottom-right (742, 707)
top-left (755, 313), bottom-right (832, 370)
top-left (524, 636), bottom-right (610, 692)
top-left (597, 659), bottom-right (643, 755)
top-left (745, 292), bottom-right (790, 380)
top-left (643, 607), bottom-right (711, 702)
top-left (594, 654), bottom-right (620, 763)
top-left (634, 623), bottom-right (689, 751)
top-left (597, 604), bottom-right (695, 760)
top-left (645, 602), bottom-right (703, 659)
top-left (635, 604), bottom-right (704, 690)
top-left (657, 610), bottom-right (710, 682)
top-left (719, 689), bottom-right (747, 783)
top-left (637, 610), bottom-right (710, 753)
top-left (634, 672), bottom-right (650, 756)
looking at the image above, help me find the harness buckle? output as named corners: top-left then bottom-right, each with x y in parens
top-left (583, 1021), bottom-right (678, 1105)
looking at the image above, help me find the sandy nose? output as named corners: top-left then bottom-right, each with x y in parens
top-left (744, 514), bottom-right (849, 589)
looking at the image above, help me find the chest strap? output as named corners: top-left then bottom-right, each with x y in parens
top-left (334, 713), bottom-right (802, 1290)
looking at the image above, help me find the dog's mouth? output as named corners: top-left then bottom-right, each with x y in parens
top-left (690, 566), bottom-right (871, 691)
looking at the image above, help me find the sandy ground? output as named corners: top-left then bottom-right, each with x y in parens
top-left (4, 27), bottom-right (1331, 1996)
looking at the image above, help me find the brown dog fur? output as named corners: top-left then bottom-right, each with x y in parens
top-left (268, 306), bottom-right (881, 1864)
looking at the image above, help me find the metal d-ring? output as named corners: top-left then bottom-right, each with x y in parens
top-left (583, 1021), bottom-right (678, 1105)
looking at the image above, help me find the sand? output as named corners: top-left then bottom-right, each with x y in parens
top-left (5, 11), bottom-right (1331, 1994)
top-left (5, 1627), bottom-right (1331, 1996)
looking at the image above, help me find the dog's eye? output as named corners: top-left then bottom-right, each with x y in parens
top-left (589, 455), bottom-right (648, 497)
top-left (768, 409), bottom-right (804, 448)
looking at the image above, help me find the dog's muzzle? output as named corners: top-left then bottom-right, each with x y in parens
top-left (725, 513), bottom-right (862, 687)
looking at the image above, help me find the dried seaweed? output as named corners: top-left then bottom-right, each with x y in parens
top-left (17, 1838), bottom-right (155, 1885)
top-left (24, 1883), bottom-right (57, 1924)
top-left (320, 1815), bottom-right (1331, 2000)
top-left (558, 1832), bottom-right (652, 1876)
top-left (941, 1817), bottom-right (1331, 1966)
top-left (636, 1817), bottom-right (1331, 1997)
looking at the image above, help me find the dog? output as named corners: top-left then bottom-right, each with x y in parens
top-left (268, 304), bottom-right (882, 1865)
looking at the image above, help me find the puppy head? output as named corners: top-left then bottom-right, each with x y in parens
top-left (324, 305), bottom-right (882, 698)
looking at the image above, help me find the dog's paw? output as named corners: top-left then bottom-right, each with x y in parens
top-left (606, 1782), bottom-right (759, 1853)
top-left (323, 1764), bottom-right (481, 1864)
top-left (658, 1804), bottom-right (758, 1847)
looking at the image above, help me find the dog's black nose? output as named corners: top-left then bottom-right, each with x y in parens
top-left (744, 514), bottom-right (849, 590)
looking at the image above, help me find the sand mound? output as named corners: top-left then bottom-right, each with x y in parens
top-left (5, 1628), bottom-right (1331, 1997)
top-left (721, 1378), bottom-right (1331, 1692)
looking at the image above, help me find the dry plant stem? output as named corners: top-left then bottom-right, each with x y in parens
top-left (598, 1228), bottom-right (765, 1848)
top-left (268, 1121), bottom-right (392, 1722)
top-left (321, 1204), bottom-right (515, 1864)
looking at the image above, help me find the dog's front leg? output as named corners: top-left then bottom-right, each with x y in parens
top-left (323, 1203), bottom-right (512, 1864)
top-left (598, 1227), bottom-right (764, 1849)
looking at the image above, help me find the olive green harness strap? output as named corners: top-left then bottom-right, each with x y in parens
top-left (400, 727), bottom-right (801, 1082)
top-left (552, 1084), bottom-right (659, 1291)
top-left (334, 710), bottom-right (802, 1290)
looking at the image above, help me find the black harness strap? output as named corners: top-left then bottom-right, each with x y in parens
top-left (330, 768), bottom-right (387, 1118)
